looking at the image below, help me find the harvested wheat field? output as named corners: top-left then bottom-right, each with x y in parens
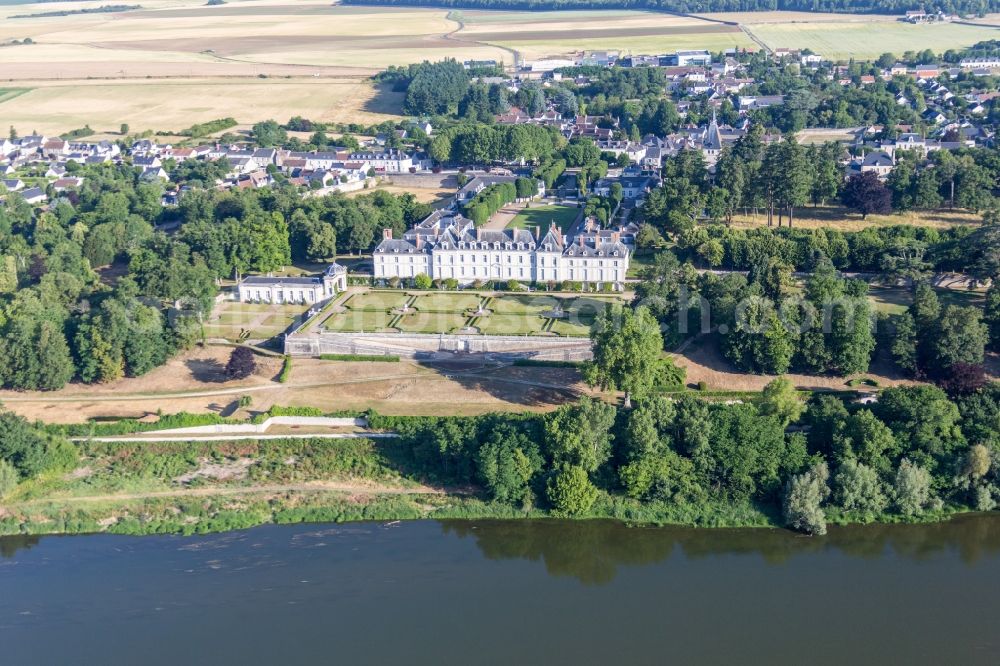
top-left (1, 77), bottom-right (403, 135)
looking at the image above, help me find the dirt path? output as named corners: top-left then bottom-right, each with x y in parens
top-left (14, 480), bottom-right (446, 507)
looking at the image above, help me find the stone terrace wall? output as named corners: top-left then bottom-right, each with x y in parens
top-left (285, 331), bottom-right (592, 362)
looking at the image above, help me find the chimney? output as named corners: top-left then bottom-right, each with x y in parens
top-left (383, 228), bottom-right (393, 241)
top-left (612, 231), bottom-right (620, 244)
top-left (534, 225), bottom-right (540, 241)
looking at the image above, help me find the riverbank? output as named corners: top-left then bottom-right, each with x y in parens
top-left (0, 434), bottom-right (963, 539)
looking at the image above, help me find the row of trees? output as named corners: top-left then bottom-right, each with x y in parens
top-left (381, 375), bottom-right (1000, 535)
top-left (428, 123), bottom-right (562, 164)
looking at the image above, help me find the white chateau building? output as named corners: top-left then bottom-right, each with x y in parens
top-left (237, 263), bottom-right (347, 304)
top-left (373, 210), bottom-right (630, 287)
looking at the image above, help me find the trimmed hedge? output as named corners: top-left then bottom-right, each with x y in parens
top-left (278, 356), bottom-right (293, 383)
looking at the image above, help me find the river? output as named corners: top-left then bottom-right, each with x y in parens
top-left (3, 517), bottom-right (1000, 664)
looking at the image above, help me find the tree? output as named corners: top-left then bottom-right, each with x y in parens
top-left (584, 305), bottom-right (663, 408)
top-left (759, 377), bottom-right (804, 426)
top-left (226, 346), bottom-right (256, 380)
top-left (834, 460), bottom-right (888, 515)
top-left (546, 465), bottom-right (598, 516)
top-left (475, 424), bottom-right (542, 506)
top-left (874, 385), bottom-right (965, 471)
top-left (120, 123), bottom-right (129, 135)
top-left (783, 461), bottom-right (830, 535)
top-left (0, 411), bottom-right (76, 479)
top-left (842, 172), bottom-right (891, 219)
top-left (932, 305), bottom-right (988, 374)
top-left (413, 273), bottom-right (432, 290)
top-left (892, 458), bottom-right (932, 516)
top-left (544, 398), bottom-right (616, 473)
top-left (251, 119), bottom-right (287, 147)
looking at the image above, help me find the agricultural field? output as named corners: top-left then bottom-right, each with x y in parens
top-left (506, 204), bottom-right (580, 235)
top-left (204, 301), bottom-right (311, 341)
top-left (0, 77), bottom-right (404, 136)
top-left (319, 289), bottom-right (620, 336)
top-left (744, 20), bottom-right (1000, 61)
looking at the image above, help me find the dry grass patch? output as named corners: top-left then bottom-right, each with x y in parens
top-left (729, 205), bottom-right (982, 231)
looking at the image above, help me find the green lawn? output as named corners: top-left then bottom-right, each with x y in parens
top-left (205, 302), bottom-right (309, 340)
top-left (477, 313), bottom-right (546, 335)
top-left (506, 205), bottom-right (580, 235)
top-left (489, 294), bottom-right (559, 315)
top-left (396, 312), bottom-right (470, 334)
top-left (319, 290), bottom-right (622, 336)
top-left (344, 291), bottom-right (411, 311)
top-left (869, 286), bottom-right (985, 316)
top-left (321, 308), bottom-right (396, 332)
top-left (413, 292), bottom-right (482, 312)
top-left (549, 318), bottom-right (592, 337)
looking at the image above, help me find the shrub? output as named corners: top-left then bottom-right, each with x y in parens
top-left (225, 346), bottom-right (256, 380)
top-left (278, 356), bottom-right (293, 383)
top-left (783, 462), bottom-right (830, 535)
top-left (893, 458), bottom-right (932, 516)
top-left (697, 381), bottom-right (708, 391)
top-left (238, 395), bottom-right (252, 408)
top-left (546, 465), bottom-right (598, 516)
top-left (413, 273), bottom-right (433, 290)
top-left (0, 459), bottom-right (19, 497)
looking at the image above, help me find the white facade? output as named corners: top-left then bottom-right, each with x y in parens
top-left (373, 211), bottom-right (629, 287)
top-left (238, 264), bottom-right (347, 304)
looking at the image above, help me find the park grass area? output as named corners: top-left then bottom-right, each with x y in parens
top-left (506, 204), bottom-right (580, 235)
top-left (869, 285), bottom-right (985, 316)
top-left (319, 290), bottom-right (622, 336)
top-left (396, 311), bottom-right (470, 333)
top-left (204, 302), bottom-right (309, 341)
top-left (414, 292), bottom-right (482, 312)
top-left (477, 313), bottom-right (546, 335)
top-left (745, 21), bottom-right (1000, 60)
top-left (489, 293), bottom-right (558, 315)
top-left (729, 205), bottom-right (982, 231)
top-left (343, 290), bottom-right (411, 311)
top-left (321, 307), bottom-right (396, 332)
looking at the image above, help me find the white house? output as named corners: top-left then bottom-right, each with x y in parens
top-left (237, 263), bottom-right (347, 304)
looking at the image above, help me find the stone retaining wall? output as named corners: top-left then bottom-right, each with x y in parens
top-left (285, 331), bottom-right (592, 361)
